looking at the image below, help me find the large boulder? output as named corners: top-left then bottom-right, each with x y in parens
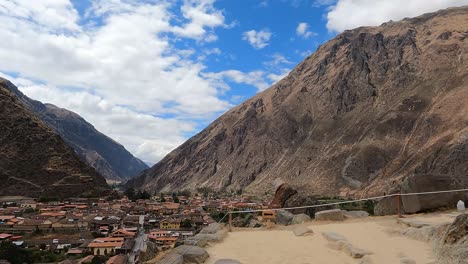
top-left (315, 209), bottom-right (344, 221)
top-left (193, 230), bottom-right (227, 242)
top-left (157, 253), bottom-right (184, 264)
top-left (343, 210), bottom-right (369, 219)
top-left (443, 213), bottom-right (468, 244)
top-left (140, 241), bottom-right (159, 262)
top-left (184, 238), bottom-right (208, 248)
top-left (291, 214), bottom-right (311, 225)
top-left (293, 226), bottom-right (314, 236)
top-left (374, 196), bottom-right (400, 216)
top-left (270, 183), bottom-right (319, 216)
top-left (401, 174), bottom-right (465, 214)
top-left (275, 210), bottom-right (294, 225)
top-left (172, 245), bottom-right (209, 264)
top-left (200, 223), bottom-right (225, 234)
top-left (232, 214), bottom-right (253, 227)
top-left (248, 219), bottom-right (263, 228)
top-left (270, 183), bottom-right (297, 208)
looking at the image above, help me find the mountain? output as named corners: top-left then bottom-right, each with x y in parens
top-left (0, 78), bottom-right (148, 181)
top-left (128, 7), bottom-right (468, 202)
top-left (0, 81), bottom-right (109, 197)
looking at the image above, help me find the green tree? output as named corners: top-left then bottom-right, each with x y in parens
top-left (180, 218), bottom-right (193, 228)
top-left (172, 193), bottom-right (180, 203)
top-left (0, 241), bottom-right (32, 264)
top-left (91, 256), bottom-right (103, 264)
top-left (125, 188), bottom-right (136, 201)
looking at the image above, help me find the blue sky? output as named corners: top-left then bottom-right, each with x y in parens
top-left (0, 0), bottom-right (466, 164)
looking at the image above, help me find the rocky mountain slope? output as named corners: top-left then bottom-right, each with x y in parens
top-left (0, 81), bottom-right (109, 197)
top-left (0, 78), bottom-right (148, 181)
top-left (128, 7), bottom-right (468, 203)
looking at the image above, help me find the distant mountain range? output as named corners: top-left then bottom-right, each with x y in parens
top-left (0, 78), bottom-right (148, 182)
top-left (127, 6), bottom-right (468, 205)
top-left (0, 80), bottom-right (109, 197)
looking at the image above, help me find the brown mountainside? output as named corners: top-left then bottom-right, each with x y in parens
top-left (0, 78), bottom-right (148, 181)
top-left (0, 82), bottom-right (109, 197)
top-left (128, 7), bottom-right (468, 202)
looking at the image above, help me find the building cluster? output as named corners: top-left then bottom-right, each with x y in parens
top-left (0, 193), bottom-right (267, 263)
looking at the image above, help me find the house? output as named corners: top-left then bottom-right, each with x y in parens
top-left (159, 219), bottom-right (180, 230)
top-left (0, 233), bottom-right (13, 240)
top-left (148, 230), bottom-right (170, 241)
top-left (154, 237), bottom-right (178, 247)
top-left (111, 229), bottom-right (136, 238)
top-left (20, 202), bottom-right (37, 209)
top-left (87, 237), bottom-right (124, 255)
top-left (66, 249), bottom-right (84, 255)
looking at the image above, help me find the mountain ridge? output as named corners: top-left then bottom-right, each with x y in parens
top-left (127, 6), bottom-right (468, 203)
top-left (0, 77), bottom-right (148, 181)
top-left (0, 81), bottom-right (109, 197)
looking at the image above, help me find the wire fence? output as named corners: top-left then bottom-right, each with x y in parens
top-left (167, 187), bottom-right (468, 264)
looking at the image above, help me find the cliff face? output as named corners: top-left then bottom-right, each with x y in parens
top-left (128, 7), bottom-right (468, 199)
top-left (0, 82), bottom-right (109, 197)
top-left (0, 78), bottom-right (148, 181)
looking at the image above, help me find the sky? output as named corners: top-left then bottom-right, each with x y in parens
top-left (0, 0), bottom-right (467, 165)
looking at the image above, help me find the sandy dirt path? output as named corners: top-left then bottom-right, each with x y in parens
top-left (205, 212), bottom-right (459, 264)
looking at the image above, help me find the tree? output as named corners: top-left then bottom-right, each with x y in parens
top-left (0, 241), bottom-right (32, 264)
top-left (172, 193), bottom-right (180, 203)
top-left (91, 256), bottom-right (103, 264)
top-left (140, 190), bottom-right (151, 200)
top-left (180, 218), bottom-right (193, 228)
top-left (160, 193), bottom-right (166, 202)
top-left (125, 188), bottom-right (136, 201)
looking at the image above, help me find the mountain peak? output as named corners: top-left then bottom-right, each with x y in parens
top-left (127, 7), bottom-right (468, 203)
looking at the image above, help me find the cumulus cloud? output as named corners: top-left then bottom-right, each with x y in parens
top-left (326, 0), bottom-right (468, 32)
top-left (172, 0), bottom-right (225, 41)
top-left (296, 22), bottom-right (316, 38)
top-left (0, 0), bottom-right (262, 163)
top-left (242, 29), bottom-right (272, 49)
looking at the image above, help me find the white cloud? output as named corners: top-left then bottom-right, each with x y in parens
top-left (296, 22), bottom-right (316, 38)
top-left (204, 70), bottom-right (270, 91)
top-left (0, 0), bottom-right (296, 164)
top-left (326, 0), bottom-right (468, 32)
top-left (242, 29), bottom-right (272, 49)
top-left (0, 0), bottom-right (237, 163)
top-left (172, 0), bottom-right (225, 40)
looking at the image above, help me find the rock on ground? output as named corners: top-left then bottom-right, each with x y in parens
top-left (315, 209), bottom-right (344, 221)
top-left (397, 218), bottom-right (430, 228)
top-left (443, 213), bottom-right (468, 244)
top-left (293, 226), bottom-right (314, 236)
top-left (270, 183), bottom-right (319, 216)
top-left (343, 210), bottom-right (369, 219)
top-left (248, 219), bottom-right (263, 228)
top-left (291, 213), bottom-right (311, 225)
top-left (193, 230), bottom-right (227, 242)
top-left (157, 253), bottom-right (184, 264)
top-left (322, 232), bottom-right (372, 259)
top-left (399, 257), bottom-right (416, 264)
top-left (275, 209), bottom-right (294, 225)
top-left (322, 232), bottom-right (347, 242)
top-left (140, 241), bottom-right (159, 262)
top-left (184, 238), bottom-right (208, 247)
top-left (172, 245), bottom-right (209, 264)
top-left (200, 223), bottom-right (225, 234)
top-left (214, 259), bottom-right (241, 264)
top-left (401, 174), bottom-right (465, 214)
